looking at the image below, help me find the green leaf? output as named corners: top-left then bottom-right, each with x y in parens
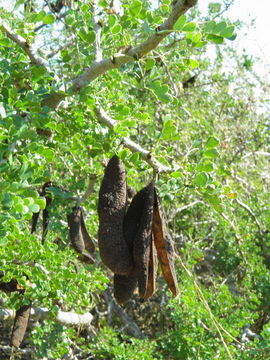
top-left (130, 0), bottom-right (142, 15)
top-left (193, 172), bottom-right (208, 187)
top-left (85, 31), bottom-right (96, 43)
top-left (129, 152), bottom-right (141, 163)
top-left (188, 59), bottom-right (199, 69)
top-left (0, 38), bottom-right (10, 47)
top-left (109, 15), bottom-right (117, 27)
top-left (41, 149), bottom-right (55, 161)
top-left (205, 136), bottom-right (219, 149)
top-left (29, 203), bottom-right (40, 213)
top-left (43, 14), bottom-right (55, 25)
top-left (174, 15), bottom-right (186, 31)
top-left (145, 58), bottom-right (155, 70)
top-left (206, 34), bottom-right (224, 44)
top-left (214, 21), bottom-right (227, 33)
top-left (201, 162), bottom-right (214, 172)
top-left (111, 24), bottom-right (122, 35)
top-left (65, 15), bottom-right (74, 26)
top-left (171, 171), bottom-right (182, 178)
top-left (36, 10), bottom-right (46, 21)
top-left (182, 22), bottom-right (196, 32)
top-left (219, 25), bottom-right (235, 39)
top-left (36, 198), bottom-right (46, 210)
top-left (31, 66), bottom-right (47, 82)
top-left (161, 120), bottom-right (180, 141)
top-left (203, 149), bottom-right (219, 159)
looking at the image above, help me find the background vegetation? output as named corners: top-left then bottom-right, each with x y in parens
top-left (0, 0), bottom-right (269, 359)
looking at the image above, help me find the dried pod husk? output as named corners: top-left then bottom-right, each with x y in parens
top-left (80, 211), bottom-right (95, 254)
top-left (67, 207), bottom-right (85, 253)
top-left (41, 182), bottom-right (53, 244)
top-left (124, 185), bottom-right (150, 249)
top-left (98, 155), bottom-right (133, 275)
top-left (133, 184), bottom-right (154, 298)
top-left (153, 188), bottom-right (179, 296)
top-left (113, 271), bottom-right (137, 304)
top-left (144, 234), bottom-right (158, 299)
top-left (31, 212), bottom-right (40, 233)
top-left (10, 304), bottom-right (31, 348)
top-left (0, 279), bottom-right (24, 293)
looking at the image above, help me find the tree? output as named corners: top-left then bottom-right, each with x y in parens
top-left (0, 0), bottom-right (269, 359)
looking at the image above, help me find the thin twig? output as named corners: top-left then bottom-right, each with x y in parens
top-left (241, 151), bottom-right (270, 159)
top-left (235, 199), bottom-right (263, 235)
top-left (95, 106), bottom-right (173, 173)
top-left (77, 174), bottom-right (97, 205)
top-left (176, 255), bottom-right (237, 359)
top-left (102, 289), bottom-right (145, 339)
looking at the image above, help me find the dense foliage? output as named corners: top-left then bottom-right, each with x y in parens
top-left (0, 0), bottom-right (269, 359)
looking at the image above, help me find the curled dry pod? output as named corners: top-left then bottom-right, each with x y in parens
top-left (113, 271), bottom-right (137, 304)
top-left (10, 304), bottom-right (31, 348)
top-left (133, 184), bottom-right (154, 298)
top-left (80, 211), bottom-right (95, 254)
top-left (144, 234), bottom-right (158, 299)
top-left (153, 188), bottom-right (179, 297)
top-left (67, 207), bottom-right (85, 253)
top-left (98, 155), bottom-right (133, 275)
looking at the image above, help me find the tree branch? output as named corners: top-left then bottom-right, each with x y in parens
top-left (241, 151), bottom-right (270, 159)
top-left (73, 0), bottom-right (197, 91)
top-left (95, 106), bottom-right (173, 173)
top-left (0, 308), bottom-right (93, 327)
top-left (0, 21), bottom-right (49, 68)
top-left (102, 289), bottom-right (145, 339)
top-left (234, 199), bottom-right (263, 235)
top-left (77, 174), bottom-right (97, 205)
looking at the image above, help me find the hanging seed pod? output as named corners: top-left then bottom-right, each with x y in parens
top-left (113, 271), bottom-right (138, 304)
top-left (144, 234), bottom-right (158, 299)
top-left (10, 304), bottom-right (31, 348)
top-left (153, 188), bottom-right (179, 297)
top-left (41, 182), bottom-right (53, 244)
top-left (124, 185), bottom-right (150, 249)
top-left (133, 184), bottom-right (154, 298)
top-left (31, 212), bottom-right (40, 233)
top-left (80, 211), bottom-right (95, 254)
top-left (98, 155), bottom-right (133, 275)
top-left (67, 207), bottom-right (85, 253)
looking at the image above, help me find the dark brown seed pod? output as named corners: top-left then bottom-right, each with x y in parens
top-left (113, 271), bottom-right (137, 304)
top-left (153, 188), bottom-right (179, 297)
top-left (67, 207), bottom-right (85, 253)
top-left (98, 155), bottom-right (133, 275)
top-left (10, 304), bottom-right (31, 348)
top-left (31, 212), bottom-right (40, 233)
top-left (41, 182), bottom-right (53, 244)
top-left (133, 184), bottom-right (154, 298)
top-left (144, 234), bottom-right (158, 299)
top-left (0, 279), bottom-right (24, 293)
top-left (124, 185), bottom-right (150, 249)
top-left (80, 211), bottom-right (95, 254)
